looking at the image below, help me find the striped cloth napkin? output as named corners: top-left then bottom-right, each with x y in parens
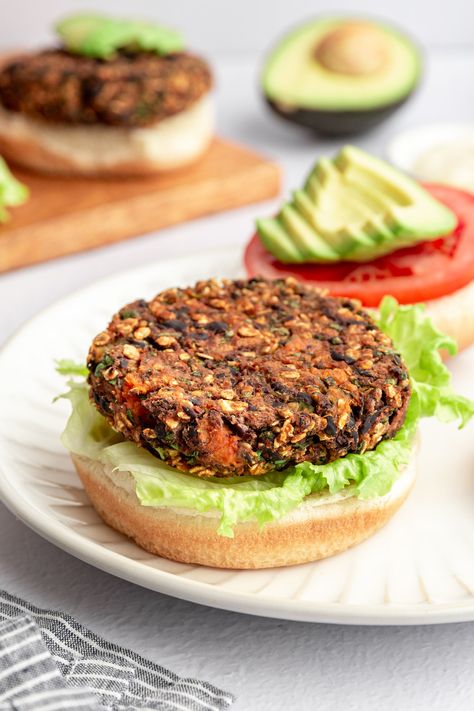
top-left (0, 591), bottom-right (234, 711)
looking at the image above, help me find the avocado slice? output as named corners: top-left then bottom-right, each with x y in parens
top-left (256, 207), bottom-right (340, 264)
top-left (279, 205), bottom-right (339, 262)
top-left (294, 184), bottom-right (374, 256)
top-left (304, 159), bottom-right (390, 255)
top-left (336, 146), bottom-right (457, 239)
top-left (255, 218), bottom-right (304, 263)
top-left (262, 17), bottom-right (421, 136)
top-left (55, 13), bottom-right (184, 59)
top-left (255, 146), bottom-right (458, 264)
top-left (56, 15), bottom-right (133, 59)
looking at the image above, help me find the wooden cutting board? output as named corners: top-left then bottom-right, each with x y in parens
top-left (0, 138), bottom-right (280, 273)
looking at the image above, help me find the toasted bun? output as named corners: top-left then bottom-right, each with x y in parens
top-left (424, 278), bottom-right (474, 353)
top-left (0, 97), bottom-right (213, 177)
top-left (71, 444), bottom-right (417, 569)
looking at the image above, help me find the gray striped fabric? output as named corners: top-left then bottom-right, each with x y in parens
top-left (0, 591), bottom-right (234, 711)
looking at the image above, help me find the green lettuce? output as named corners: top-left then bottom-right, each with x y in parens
top-left (58, 299), bottom-right (474, 537)
top-left (56, 359), bottom-right (89, 378)
top-left (0, 157), bottom-right (28, 222)
top-left (376, 297), bottom-right (474, 426)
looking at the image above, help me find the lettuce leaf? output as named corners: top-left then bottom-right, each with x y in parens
top-left (56, 359), bottom-right (89, 378)
top-left (375, 297), bottom-right (474, 426)
top-left (60, 380), bottom-right (122, 458)
top-left (0, 157), bottom-right (28, 222)
top-left (59, 299), bottom-right (474, 536)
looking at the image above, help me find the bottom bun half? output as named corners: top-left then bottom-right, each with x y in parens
top-left (424, 279), bottom-right (474, 354)
top-left (71, 444), bottom-right (417, 570)
top-left (0, 96), bottom-right (214, 177)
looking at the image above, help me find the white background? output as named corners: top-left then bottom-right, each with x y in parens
top-left (1, 0), bottom-right (474, 52)
top-left (1, 2), bottom-right (474, 710)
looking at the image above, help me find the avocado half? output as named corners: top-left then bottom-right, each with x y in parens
top-left (262, 17), bottom-right (422, 136)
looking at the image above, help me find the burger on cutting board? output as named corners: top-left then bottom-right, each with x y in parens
top-left (0, 13), bottom-right (214, 176)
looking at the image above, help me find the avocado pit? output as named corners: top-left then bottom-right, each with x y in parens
top-left (314, 22), bottom-right (388, 76)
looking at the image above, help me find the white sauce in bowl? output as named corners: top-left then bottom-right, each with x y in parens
top-left (414, 138), bottom-right (474, 191)
top-left (387, 123), bottom-right (474, 193)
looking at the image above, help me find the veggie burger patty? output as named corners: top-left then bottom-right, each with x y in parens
top-left (87, 278), bottom-right (411, 477)
top-left (0, 49), bottom-right (212, 128)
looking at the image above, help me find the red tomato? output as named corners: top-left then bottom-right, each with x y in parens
top-left (244, 184), bottom-right (474, 306)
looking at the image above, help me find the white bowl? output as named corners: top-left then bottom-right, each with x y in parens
top-left (387, 123), bottom-right (474, 191)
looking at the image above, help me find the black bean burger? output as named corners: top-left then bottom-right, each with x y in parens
top-left (59, 277), bottom-right (474, 568)
top-left (0, 13), bottom-right (214, 176)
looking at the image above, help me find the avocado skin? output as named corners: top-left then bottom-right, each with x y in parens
top-left (265, 95), bottom-right (413, 136)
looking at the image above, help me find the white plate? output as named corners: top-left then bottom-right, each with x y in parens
top-left (1, 247), bottom-right (474, 625)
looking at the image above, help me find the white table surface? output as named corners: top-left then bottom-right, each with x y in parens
top-left (1, 51), bottom-right (473, 711)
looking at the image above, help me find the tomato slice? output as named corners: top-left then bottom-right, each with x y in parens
top-left (244, 184), bottom-right (474, 307)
